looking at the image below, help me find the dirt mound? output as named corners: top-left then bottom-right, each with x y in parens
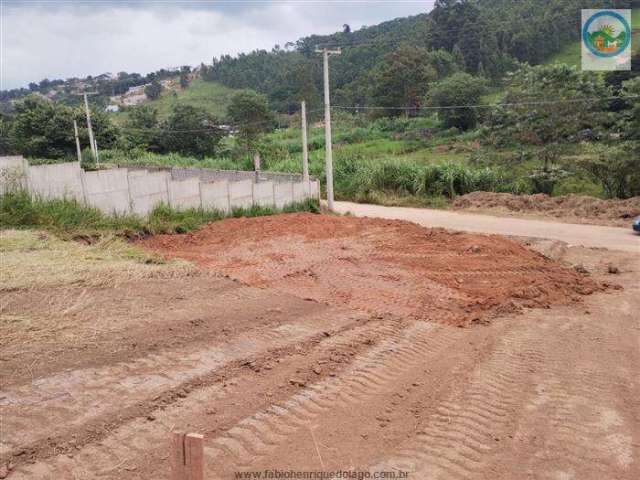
top-left (140, 213), bottom-right (601, 327)
top-left (452, 192), bottom-right (640, 227)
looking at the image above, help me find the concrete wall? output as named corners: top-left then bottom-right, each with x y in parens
top-left (310, 179), bottom-right (320, 199)
top-left (0, 156), bottom-right (28, 194)
top-left (200, 180), bottom-right (230, 213)
top-left (27, 162), bottom-right (84, 201)
top-left (168, 178), bottom-right (201, 211)
top-left (292, 182), bottom-right (308, 203)
top-left (128, 171), bottom-right (170, 216)
top-left (229, 179), bottom-right (253, 210)
top-left (253, 181), bottom-right (275, 207)
top-left (274, 181), bottom-right (294, 209)
top-left (1, 156), bottom-right (319, 218)
top-left (137, 166), bottom-right (306, 184)
top-left (82, 168), bottom-right (130, 214)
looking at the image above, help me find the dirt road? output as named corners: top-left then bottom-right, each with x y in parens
top-left (332, 201), bottom-right (639, 253)
top-left (1, 214), bottom-right (638, 479)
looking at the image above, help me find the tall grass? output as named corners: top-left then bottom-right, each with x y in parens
top-left (0, 191), bottom-right (319, 236)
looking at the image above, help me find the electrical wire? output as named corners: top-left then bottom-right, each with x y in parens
top-left (330, 95), bottom-right (640, 111)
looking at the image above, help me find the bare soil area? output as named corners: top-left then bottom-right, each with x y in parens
top-left (452, 191), bottom-right (640, 227)
top-left (141, 213), bottom-right (602, 326)
top-left (1, 216), bottom-right (638, 480)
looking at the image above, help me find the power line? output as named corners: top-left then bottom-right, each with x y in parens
top-left (330, 95), bottom-right (640, 112)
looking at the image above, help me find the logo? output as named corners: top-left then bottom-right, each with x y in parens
top-left (581, 10), bottom-right (631, 71)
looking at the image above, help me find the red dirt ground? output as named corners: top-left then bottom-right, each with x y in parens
top-left (140, 213), bottom-right (601, 326)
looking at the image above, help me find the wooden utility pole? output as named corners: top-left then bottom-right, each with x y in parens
top-left (315, 47), bottom-right (340, 211)
top-left (73, 120), bottom-right (82, 162)
top-left (300, 100), bottom-right (309, 187)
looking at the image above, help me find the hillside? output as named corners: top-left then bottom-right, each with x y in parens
top-left (111, 79), bottom-right (237, 125)
top-left (546, 9), bottom-right (639, 67)
top-left (205, 0), bottom-right (630, 111)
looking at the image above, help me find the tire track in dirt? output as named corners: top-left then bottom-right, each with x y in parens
top-left (203, 321), bottom-right (464, 476)
top-left (369, 277), bottom-right (640, 480)
top-left (6, 317), bottom-right (413, 478)
top-left (0, 305), bottom-right (360, 459)
top-left (370, 326), bottom-right (546, 480)
top-left (491, 296), bottom-right (640, 480)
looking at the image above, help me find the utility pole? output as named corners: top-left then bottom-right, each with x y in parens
top-left (300, 100), bottom-right (309, 188)
top-left (73, 120), bottom-right (82, 163)
top-left (79, 92), bottom-right (98, 162)
top-left (315, 47), bottom-right (340, 211)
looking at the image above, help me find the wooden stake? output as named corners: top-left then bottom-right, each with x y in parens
top-left (171, 432), bottom-right (204, 480)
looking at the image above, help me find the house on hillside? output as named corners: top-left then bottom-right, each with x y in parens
top-left (105, 104), bottom-right (119, 112)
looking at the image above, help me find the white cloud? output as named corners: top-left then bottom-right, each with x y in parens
top-left (1, 1), bottom-right (431, 90)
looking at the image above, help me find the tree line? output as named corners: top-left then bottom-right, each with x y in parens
top-left (202, 0), bottom-right (635, 113)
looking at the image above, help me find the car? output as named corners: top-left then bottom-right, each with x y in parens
top-left (634, 217), bottom-right (640, 233)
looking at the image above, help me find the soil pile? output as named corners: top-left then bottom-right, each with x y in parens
top-left (141, 213), bottom-right (602, 326)
top-left (452, 192), bottom-right (640, 227)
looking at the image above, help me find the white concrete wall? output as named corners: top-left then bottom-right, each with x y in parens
top-left (229, 179), bottom-right (253, 210)
top-left (253, 181), bottom-right (275, 207)
top-left (82, 169), bottom-right (130, 214)
top-left (0, 156), bottom-right (28, 194)
top-left (128, 171), bottom-right (170, 216)
top-left (168, 178), bottom-right (201, 211)
top-left (292, 181), bottom-right (308, 202)
top-left (274, 181), bottom-right (294, 209)
top-left (27, 162), bottom-right (84, 201)
top-left (2, 156), bottom-right (318, 218)
top-left (310, 180), bottom-right (320, 200)
top-left (200, 180), bottom-right (230, 213)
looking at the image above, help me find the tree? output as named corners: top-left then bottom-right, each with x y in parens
top-left (488, 63), bottom-right (612, 194)
top-left (123, 105), bottom-right (160, 151)
top-left (368, 46), bottom-right (438, 117)
top-left (428, 72), bottom-right (486, 130)
top-left (179, 73), bottom-right (189, 89)
top-left (9, 95), bottom-right (117, 159)
top-left (489, 64), bottom-right (611, 168)
top-left (579, 143), bottom-right (640, 199)
top-left (0, 113), bottom-right (16, 155)
top-left (144, 80), bottom-right (162, 100)
top-left (620, 77), bottom-right (640, 140)
top-left (227, 90), bottom-right (275, 155)
top-left (159, 104), bottom-right (224, 158)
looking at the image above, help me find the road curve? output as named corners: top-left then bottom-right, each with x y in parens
top-left (332, 201), bottom-right (640, 253)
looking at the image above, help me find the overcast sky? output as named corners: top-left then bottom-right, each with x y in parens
top-left (1, 1), bottom-right (433, 90)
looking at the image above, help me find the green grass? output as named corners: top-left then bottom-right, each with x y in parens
top-left (102, 112), bottom-right (607, 205)
top-left (0, 190), bottom-right (319, 237)
top-left (111, 80), bottom-right (238, 125)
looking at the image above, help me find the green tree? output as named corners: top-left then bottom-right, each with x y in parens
top-left (179, 73), bottom-right (189, 89)
top-left (579, 143), bottom-right (640, 199)
top-left (123, 105), bottom-right (160, 151)
top-left (428, 72), bottom-right (487, 130)
top-left (489, 64), bottom-right (611, 168)
top-left (0, 113), bottom-right (16, 155)
top-left (227, 90), bottom-right (275, 155)
top-left (144, 80), bottom-right (162, 100)
top-left (159, 104), bottom-right (224, 158)
top-left (620, 77), bottom-right (640, 140)
top-left (11, 96), bottom-right (75, 158)
top-left (368, 45), bottom-right (438, 117)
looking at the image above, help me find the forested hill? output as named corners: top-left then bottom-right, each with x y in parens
top-left (205, 0), bottom-right (634, 112)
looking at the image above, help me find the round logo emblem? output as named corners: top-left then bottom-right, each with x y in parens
top-left (582, 10), bottom-right (631, 58)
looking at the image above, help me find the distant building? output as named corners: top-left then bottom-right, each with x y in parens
top-left (105, 104), bottom-right (120, 112)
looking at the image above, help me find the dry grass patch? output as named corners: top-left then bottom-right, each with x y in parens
top-left (0, 229), bottom-right (194, 291)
